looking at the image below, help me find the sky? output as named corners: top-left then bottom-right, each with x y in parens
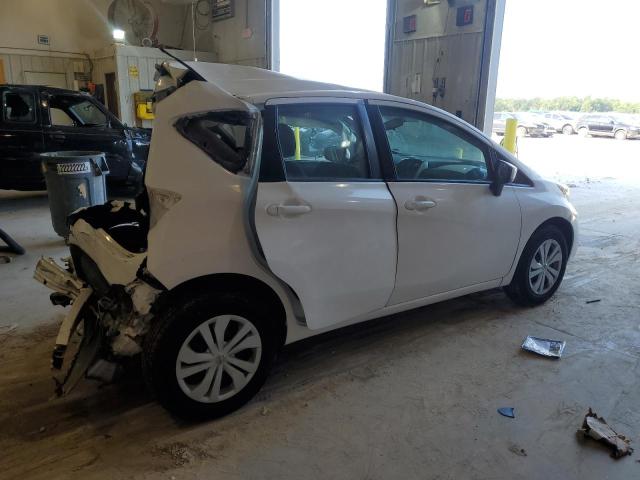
top-left (496, 0), bottom-right (640, 101)
top-left (278, 0), bottom-right (640, 101)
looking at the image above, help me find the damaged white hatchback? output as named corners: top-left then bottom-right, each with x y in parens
top-left (35, 60), bottom-right (578, 419)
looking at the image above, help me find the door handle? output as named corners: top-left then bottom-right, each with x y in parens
top-left (404, 198), bottom-right (437, 211)
top-left (51, 134), bottom-right (66, 141)
top-left (266, 204), bottom-right (312, 217)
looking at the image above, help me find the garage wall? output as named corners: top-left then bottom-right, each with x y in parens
top-left (385, 0), bottom-right (503, 130)
top-left (0, 49), bottom-right (91, 89)
top-left (180, 0), bottom-right (270, 68)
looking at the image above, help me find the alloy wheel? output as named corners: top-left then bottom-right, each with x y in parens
top-left (528, 239), bottom-right (563, 295)
top-left (176, 315), bottom-right (262, 403)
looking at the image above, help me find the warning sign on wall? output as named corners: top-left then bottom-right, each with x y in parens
top-left (128, 65), bottom-right (139, 78)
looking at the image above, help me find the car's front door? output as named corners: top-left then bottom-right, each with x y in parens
top-left (254, 99), bottom-right (397, 329)
top-left (0, 87), bottom-right (45, 189)
top-left (369, 101), bottom-right (522, 305)
top-left (43, 93), bottom-right (131, 182)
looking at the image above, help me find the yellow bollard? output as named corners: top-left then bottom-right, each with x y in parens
top-left (293, 127), bottom-right (301, 160)
top-left (503, 118), bottom-right (518, 154)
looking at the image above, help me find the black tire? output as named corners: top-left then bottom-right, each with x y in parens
top-left (614, 129), bottom-right (627, 141)
top-left (562, 124), bottom-right (574, 135)
top-left (142, 290), bottom-right (279, 420)
top-left (578, 127), bottom-right (590, 137)
top-left (504, 224), bottom-right (569, 307)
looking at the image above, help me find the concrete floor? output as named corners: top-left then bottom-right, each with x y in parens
top-left (1, 136), bottom-right (639, 479)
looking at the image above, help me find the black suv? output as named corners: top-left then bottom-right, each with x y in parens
top-left (576, 114), bottom-right (640, 140)
top-left (0, 85), bottom-right (151, 191)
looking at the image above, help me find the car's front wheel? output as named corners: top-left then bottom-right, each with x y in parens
top-left (143, 291), bottom-right (278, 420)
top-left (562, 124), bottom-right (574, 135)
top-left (504, 224), bottom-right (568, 306)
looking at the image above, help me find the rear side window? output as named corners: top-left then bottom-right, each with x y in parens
top-left (49, 94), bottom-right (108, 127)
top-left (3, 91), bottom-right (36, 123)
top-left (276, 104), bottom-right (370, 181)
top-left (175, 111), bottom-right (251, 174)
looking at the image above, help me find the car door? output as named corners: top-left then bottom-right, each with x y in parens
top-left (368, 101), bottom-right (522, 305)
top-left (43, 92), bottom-right (131, 182)
top-left (254, 98), bottom-right (397, 329)
top-left (0, 87), bottom-right (45, 189)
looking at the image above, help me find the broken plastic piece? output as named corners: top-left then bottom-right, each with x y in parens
top-left (521, 336), bottom-right (566, 358)
top-left (585, 299), bottom-right (601, 304)
top-left (579, 408), bottom-right (633, 458)
top-left (498, 407), bottom-right (515, 418)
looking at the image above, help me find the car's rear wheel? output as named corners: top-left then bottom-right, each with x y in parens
top-left (504, 224), bottom-right (568, 306)
top-left (562, 124), bottom-right (574, 135)
top-left (143, 291), bottom-right (278, 420)
top-left (516, 126), bottom-right (527, 137)
top-left (578, 127), bottom-right (590, 137)
top-left (615, 129), bottom-right (627, 141)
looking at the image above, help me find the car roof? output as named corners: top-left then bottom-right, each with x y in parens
top-left (0, 84), bottom-right (88, 96)
top-left (185, 61), bottom-right (424, 106)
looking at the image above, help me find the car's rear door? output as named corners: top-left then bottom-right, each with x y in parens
top-left (0, 87), bottom-right (45, 189)
top-left (254, 98), bottom-right (397, 330)
top-left (43, 92), bottom-right (131, 182)
top-left (367, 100), bottom-right (522, 305)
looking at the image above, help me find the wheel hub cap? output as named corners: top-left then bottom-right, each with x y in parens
top-left (176, 315), bottom-right (262, 403)
top-left (528, 239), bottom-right (563, 295)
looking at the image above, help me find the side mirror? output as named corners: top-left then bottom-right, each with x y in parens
top-left (490, 159), bottom-right (518, 196)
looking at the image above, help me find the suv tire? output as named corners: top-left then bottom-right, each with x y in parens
top-left (562, 124), bottom-right (574, 135)
top-left (504, 224), bottom-right (568, 307)
top-left (142, 290), bottom-right (278, 420)
top-left (614, 130), bottom-right (627, 141)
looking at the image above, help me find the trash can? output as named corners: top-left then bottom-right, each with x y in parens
top-left (41, 151), bottom-right (109, 238)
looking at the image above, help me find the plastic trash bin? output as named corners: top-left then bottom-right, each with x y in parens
top-left (41, 151), bottom-right (109, 238)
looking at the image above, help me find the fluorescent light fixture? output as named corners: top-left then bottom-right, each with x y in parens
top-left (112, 29), bottom-right (126, 41)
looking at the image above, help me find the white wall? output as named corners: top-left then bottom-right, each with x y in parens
top-left (0, 0), bottom-right (187, 54)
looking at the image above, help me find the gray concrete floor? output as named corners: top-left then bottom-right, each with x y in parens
top-left (1, 136), bottom-right (639, 479)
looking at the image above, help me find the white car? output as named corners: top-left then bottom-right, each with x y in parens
top-left (35, 61), bottom-right (578, 419)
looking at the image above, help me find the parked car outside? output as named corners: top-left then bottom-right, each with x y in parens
top-left (35, 62), bottom-right (578, 420)
top-left (540, 112), bottom-right (577, 135)
top-left (0, 85), bottom-right (151, 191)
top-left (493, 112), bottom-right (548, 137)
top-left (576, 114), bottom-right (640, 140)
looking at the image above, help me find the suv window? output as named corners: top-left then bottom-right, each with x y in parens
top-left (3, 91), bottom-right (36, 123)
top-left (276, 104), bottom-right (370, 180)
top-left (379, 106), bottom-right (489, 182)
top-left (49, 95), bottom-right (108, 126)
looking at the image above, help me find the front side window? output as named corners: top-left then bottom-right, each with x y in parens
top-left (276, 104), bottom-right (370, 180)
top-left (3, 91), bottom-right (36, 123)
top-left (49, 95), bottom-right (108, 127)
top-left (175, 111), bottom-right (251, 174)
top-left (379, 106), bottom-right (489, 182)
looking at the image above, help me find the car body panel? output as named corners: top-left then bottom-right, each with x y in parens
top-left (255, 180), bottom-right (397, 329)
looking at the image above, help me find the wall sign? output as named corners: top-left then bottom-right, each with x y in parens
top-left (403, 15), bottom-right (417, 34)
top-left (212, 0), bottom-right (234, 21)
top-left (128, 65), bottom-right (139, 78)
top-left (456, 6), bottom-right (474, 26)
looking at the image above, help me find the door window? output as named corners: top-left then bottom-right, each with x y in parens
top-left (379, 107), bottom-right (489, 182)
top-left (3, 91), bottom-right (36, 123)
top-left (49, 95), bottom-right (108, 127)
top-left (50, 107), bottom-right (75, 126)
top-left (276, 104), bottom-right (370, 180)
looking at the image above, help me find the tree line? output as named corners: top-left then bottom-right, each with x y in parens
top-left (495, 97), bottom-right (640, 113)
